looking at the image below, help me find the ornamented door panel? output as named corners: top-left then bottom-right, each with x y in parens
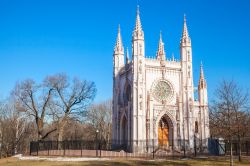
top-left (158, 126), bottom-right (169, 146)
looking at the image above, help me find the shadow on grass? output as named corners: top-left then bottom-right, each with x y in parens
top-left (86, 160), bottom-right (190, 166)
top-left (84, 161), bottom-right (131, 166)
top-left (57, 158), bottom-right (250, 166)
top-left (2, 157), bottom-right (250, 166)
top-left (135, 160), bottom-right (189, 166)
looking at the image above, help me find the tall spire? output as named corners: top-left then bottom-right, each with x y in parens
top-left (199, 62), bottom-right (207, 89)
top-left (156, 31), bottom-right (166, 60)
top-left (114, 24), bottom-right (124, 54)
top-left (182, 15), bottom-right (189, 38)
top-left (200, 62), bottom-right (204, 79)
top-left (133, 5), bottom-right (144, 40)
top-left (180, 14), bottom-right (191, 45)
top-left (135, 6), bottom-right (142, 31)
top-left (126, 47), bottom-right (130, 64)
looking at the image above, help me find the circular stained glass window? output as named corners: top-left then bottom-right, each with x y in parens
top-left (153, 81), bottom-right (172, 101)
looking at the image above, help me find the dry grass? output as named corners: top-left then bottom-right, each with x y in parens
top-left (0, 157), bottom-right (250, 166)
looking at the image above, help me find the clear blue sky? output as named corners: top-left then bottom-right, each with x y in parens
top-left (0, 0), bottom-right (249, 102)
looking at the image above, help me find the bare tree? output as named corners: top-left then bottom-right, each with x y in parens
top-left (86, 99), bottom-right (112, 144)
top-left (13, 79), bottom-right (56, 141)
top-left (46, 74), bottom-right (96, 142)
top-left (210, 80), bottom-right (249, 165)
top-left (0, 98), bottom-right (30, 157)
top-left (60, 118), bottom-right (95, 140)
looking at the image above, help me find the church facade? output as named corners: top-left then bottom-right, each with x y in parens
top-left (112, 7), bottom-right (209, 153)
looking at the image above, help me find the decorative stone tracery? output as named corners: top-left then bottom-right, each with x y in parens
top-left (112, 7), bottom-right (210, 153)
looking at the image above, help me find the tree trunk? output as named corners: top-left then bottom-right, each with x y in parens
top-left (37, 129), bottom-right (43, 141)
top-left (230, 140), bottom-right (234, 166)
top-left (14, 119), bottom-right (19, 155)
top-left (107, 123), bottom-right (110, 145)
top-left (0, 132), bottom-right (2, 159)
top-left (36, 118), bottom-right (44, 141)
top-left (58, 127), bottom-right (64, 142)
top-left (58, 120), bottom-right (67, 142)
top-left (238, 135), bottom-right (242, 162)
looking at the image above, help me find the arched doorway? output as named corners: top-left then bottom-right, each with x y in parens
top-left (158, 114), bottom-right (173, 147)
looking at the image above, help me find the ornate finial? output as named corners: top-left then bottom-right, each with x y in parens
top-left (159, 30), bottom-right (162, 43)
top-left (156, 31), bottom-right (166, 60)
top-left (118, 24), bottom-right (120, 34)
top-left (137, 5), bottom-right (140, 15)
top-left (172, 53), bottom-right (175, 61)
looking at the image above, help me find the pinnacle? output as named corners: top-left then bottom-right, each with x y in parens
top-left (132, 5), bottom-right (144, 41)
top-left (156, 31), bottom-right (166, 60)
top-left (135, 6), bottom-right (142, 32)
top-left (114, 24), bottom-right (124, 54)
top-left (200, 62), bottom-right (205, 80)
top-left (137, 5), bottom-right (140, 15)
top-left (172, 53), bottom-right (175, 61)
top-left (182, 15), bottom-right (189, 38)
top-left (180, 14), bottom-right (191, 45)
top-left (118, 24), bottom-right (120, 34)
top-left (159, 31), bottom-right (163, 43)
top-left (199, 62), bottom-right (206, 89)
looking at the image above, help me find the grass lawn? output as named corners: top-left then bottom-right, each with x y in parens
top-left (1, 157), bottom-right (250, 166)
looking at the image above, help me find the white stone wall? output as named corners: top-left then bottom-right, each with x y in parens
top-left (112, 11), bottom-right (209, 153)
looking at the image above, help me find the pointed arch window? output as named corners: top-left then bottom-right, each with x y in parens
top-left (195, 121), bottom-right (198, 133)
top-left (123, 83), bottom-right (131, 105)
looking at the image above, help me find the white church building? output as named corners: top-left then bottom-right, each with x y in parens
top-left (112, 7), bottom-right (210, 153)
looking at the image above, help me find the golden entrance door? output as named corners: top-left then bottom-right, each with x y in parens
top-left (158, 124), bottom-right (169, 146)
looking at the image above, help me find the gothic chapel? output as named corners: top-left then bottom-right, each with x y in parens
top-left (112, 7), bottom-right (209, 152)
